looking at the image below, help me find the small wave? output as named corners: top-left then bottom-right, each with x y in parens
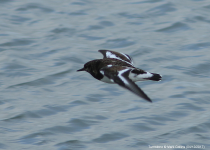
top-left (100, 38), bottom-right (135, 49)
top-left (156, 22), bottom-right (190, 32)
top-left (92, 132), bottom-right (129, 143)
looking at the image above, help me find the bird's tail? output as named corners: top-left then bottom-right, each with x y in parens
top-left (148, 73), bottom-right (162, 81)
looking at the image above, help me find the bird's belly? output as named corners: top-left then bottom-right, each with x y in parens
top-left (100, 76), bottom-right (115, 84)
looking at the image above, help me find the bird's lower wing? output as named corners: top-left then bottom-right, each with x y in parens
top-left (103, 67), bottom-right (152, 102)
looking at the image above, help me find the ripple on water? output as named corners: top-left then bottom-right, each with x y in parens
top-left (184, 61), bottom-right (210, 77)
top-left (2, 63), bottom-right (31, 78)
top-left (144, 118), bottom-right (166, 126)
top-left (100, 38), bottom-right (135, 49)
top-left (18, 131), bottom-right (54, 145)
top-left (87, 25), bottom-right (104, 30)
top-left (119, 2), bottom-right (176, 19)
top-left (148, 115), bottom-right (176, 123)
top-left (119, 106), bottom-right (140, 113)
top-left (69, 10), bottom-right (87, 16)
top-left (193, 16), bottom-right (210, 23)
top-left (129, 140), bottom-right (149, 148)
top-left (0, 143), bottom-right (7, 149)
top-left (2, 101), bottom-right (88, 123)
top-left (0, 0), bottom-right (13, 4)
top-left (15, 3), bottom-right (53, 13)
top-left (146, 2), bottom-right (176, 16)
top-left (130, 47), bottom-right (152, 57)
top-left (3, 111), bottom-right (41, 123)
top-left (48, 28), bottom-right (77, 39)
top-left (7, 68), bottom-right (74, 88)
top-left (177, 103), bottom-right (205, 111)
top-left (8, 77), bottom-right (54, 87)
top-left (92, 132), bottom-right (129, 143)
top-left (203, 4), bottom-right (210, 10)
top-left (71, 2), bottom-right (87, 6)
top-left (44, 118), bottom-right (98, 134)
top-left (156, 22), bottom-right (190, 32)
top-left (79, 34), bottom-right (104, 41)
top-left (118, 12), bottom-right (144, 19)
top-left (181, 42), bottom-right (210, 51)
top-left (0, 38), bottom-right (34, 47)
top-left (55, 140), bottom-right (87, 150)
top-left (131, 123), bottom-right (156, 132)
top-left (129, 0), bottom-right (164, 4)
top-left (99, 21), bottom-right (114, 27)
top-left (86, 94), bottom-right (107, 102)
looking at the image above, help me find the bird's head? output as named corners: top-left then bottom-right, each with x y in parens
top-left (77, 62), bottom-right (91, 72)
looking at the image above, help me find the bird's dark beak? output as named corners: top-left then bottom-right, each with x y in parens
top-left (77, 68), bottom-right (85, 71)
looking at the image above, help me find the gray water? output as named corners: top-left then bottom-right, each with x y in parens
top-left (0, 0), bottom-right (210, 150)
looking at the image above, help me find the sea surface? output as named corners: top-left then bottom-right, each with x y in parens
top-left (0, 0), bottom-right (210, 150)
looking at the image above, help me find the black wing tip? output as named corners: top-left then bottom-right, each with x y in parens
top-left (99, 49), bottom-right (115, 54)
top-left (98, 49), bottom-right (108, 52)
top-left (146, 98), bottom-right (152, 103)
top-left (140, 94), bottom-right (152, 103)
top-left (98, 50), bottom-right (108, 58)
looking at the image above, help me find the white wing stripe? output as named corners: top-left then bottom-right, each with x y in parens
top-left (105, 51), bottom-right (134, 66)
top-left (120, 52), bottom-right (133, 64)
top-left (106, 51), bottom-right (117, 59)
top-left (118, 69), bottom-right (130, 85)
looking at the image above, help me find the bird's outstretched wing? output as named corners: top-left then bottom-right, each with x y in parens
top-left (100, 66), bottom-right (152, 102)
top-left (99, 50), bottom-right (134, 66)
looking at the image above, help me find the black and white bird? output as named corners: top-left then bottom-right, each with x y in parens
top-left (77, 50), bottom-right (162, 102)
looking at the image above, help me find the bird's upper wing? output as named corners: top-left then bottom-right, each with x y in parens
top-left (101, 66), bottom-right (152, 102)
top-left (98, 50), bottom-right (134, 66)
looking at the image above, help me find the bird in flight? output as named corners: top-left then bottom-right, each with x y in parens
top-left (77, 50), bottom-right (162, 102)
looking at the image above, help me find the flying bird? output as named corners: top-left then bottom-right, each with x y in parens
top-left (77, 50), bottom-right (162, 102)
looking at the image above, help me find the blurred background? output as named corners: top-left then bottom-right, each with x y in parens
top-left (0, 0), bottom-right (210, 150)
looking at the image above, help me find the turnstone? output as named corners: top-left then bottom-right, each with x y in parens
top-left (77, 50), bottom-right (162, 102)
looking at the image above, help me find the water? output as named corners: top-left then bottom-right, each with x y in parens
top-left (0, 0), bottom-right (210, 150)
